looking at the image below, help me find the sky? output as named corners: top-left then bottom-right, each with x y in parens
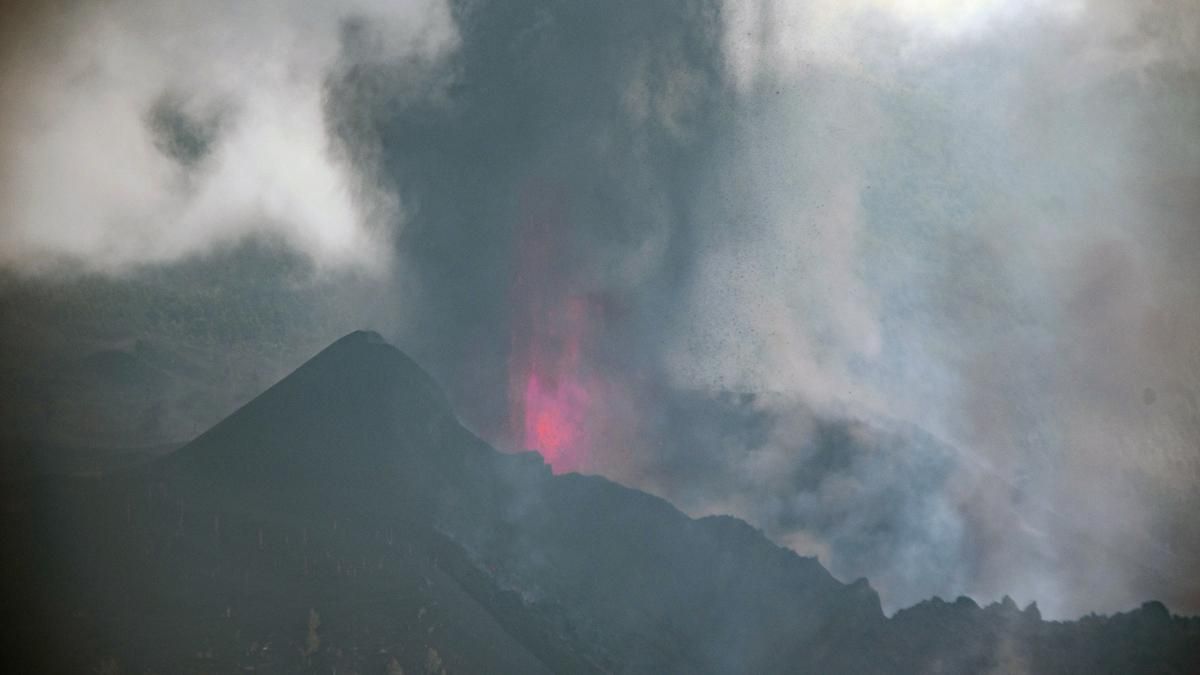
top-left (0, 0), bottom-right (1197, 619)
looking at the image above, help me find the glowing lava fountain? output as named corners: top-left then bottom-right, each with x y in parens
top-left (508, 190), bottom-right (599, 473)
top-left (518, 298), bottom-right (593, 471)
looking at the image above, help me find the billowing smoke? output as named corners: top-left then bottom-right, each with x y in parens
top-left (338, 0), bottom-right (1199, 618)
top-left (1, 0), bottom-right (1197, 620)
top-left (0, 0), bottom-right (457, 274)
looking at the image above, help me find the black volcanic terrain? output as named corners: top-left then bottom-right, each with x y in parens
top-left (2, 331), bottom-right (1196, 673)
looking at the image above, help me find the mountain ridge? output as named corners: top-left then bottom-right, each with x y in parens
top-left (2, 330), bottom-right (1196, 673)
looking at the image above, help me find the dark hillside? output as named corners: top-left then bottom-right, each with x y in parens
top-left (2, 331), bottom-right (1196, 673)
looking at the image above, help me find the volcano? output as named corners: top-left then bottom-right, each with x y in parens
top-left (2, 331), bottom-right (1196, 673)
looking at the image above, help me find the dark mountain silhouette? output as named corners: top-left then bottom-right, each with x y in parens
top-left (2, 331), bottom-right (1196, 673)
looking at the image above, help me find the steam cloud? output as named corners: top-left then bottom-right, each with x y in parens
top-left (0, 0), bottom-right (457, 274)
top-left (1, 0), bottom-right (1197, 619)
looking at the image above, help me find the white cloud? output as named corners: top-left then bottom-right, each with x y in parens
top-left (0, 0), bottom-right (458, 275)
top-left (720, 0), bottom-right (1082, 91)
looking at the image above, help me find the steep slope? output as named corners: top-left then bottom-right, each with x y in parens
top-left (166, 330), bottom-right (466, 508)
top-left (1, 332), bottom-right (598, 673)
top-left (2, 331), bottom-right (1196, 673)
top-left (164, 330), bottom-right (887, 670)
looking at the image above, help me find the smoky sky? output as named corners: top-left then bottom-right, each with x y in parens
top-left (1, 0), bottom-right (1198, 619)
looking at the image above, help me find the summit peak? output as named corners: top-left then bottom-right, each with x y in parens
top-left (167, 330), bottom-right (457, 494)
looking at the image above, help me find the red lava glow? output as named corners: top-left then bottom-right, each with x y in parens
top-left (524, 367), bottom-right (589, 466)
top-left (509, 187), bottom-right (599, 473)
top-left (515, 296), bottom-right (594, 473)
